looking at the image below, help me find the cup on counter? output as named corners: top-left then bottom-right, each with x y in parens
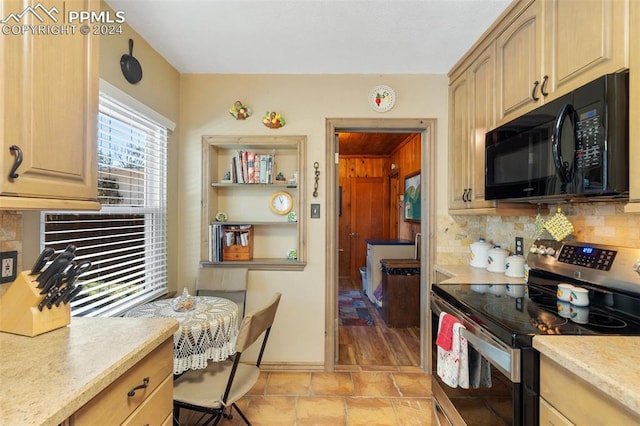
top-left (557, 301), bottom-right (571, 318)
top-left (505, 284), bottom-right (525, 298)
top-left (569, 305), bottom-right (589, 323)
top-left (557, 283), bottom-right (574, 302)
top-left (569, 287), bottom-right (589, 307)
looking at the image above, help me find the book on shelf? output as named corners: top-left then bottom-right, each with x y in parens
top-left (210, 223), bottom-right (253, 262)
top-left (226, 150), bottom-right (277, 184)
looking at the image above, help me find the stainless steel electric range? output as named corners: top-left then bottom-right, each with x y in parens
top-left (431, 239), bottom-right (640, 425)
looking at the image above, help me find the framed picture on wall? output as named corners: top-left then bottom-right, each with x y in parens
top-left (404, 170), bottom-right (421, 222)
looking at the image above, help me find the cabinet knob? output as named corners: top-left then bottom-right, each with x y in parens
top-left (349, 232), bottom-right (358, 238)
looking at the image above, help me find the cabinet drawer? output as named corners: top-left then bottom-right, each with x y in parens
top-left (73, 338), bottom-right (173, 425)
top-left (539, 354), bottom-right (640, 425)
top-left (123, 374), bottom-right (173, 425)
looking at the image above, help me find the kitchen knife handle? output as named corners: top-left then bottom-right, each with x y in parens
top-left (31, 247), bottom-right (55, 275)
top-left (127, 377), bottom-right (150, 397)
top-left (8, 145), bottom-right (22, 179)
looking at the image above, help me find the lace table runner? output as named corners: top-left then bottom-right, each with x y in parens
top-left (124, 296), bottom-right (239, 374)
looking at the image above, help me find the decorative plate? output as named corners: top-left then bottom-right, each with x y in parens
top-left (215, 211), bottom-right (228, 222)
top-left (368, 85), bottom-right (396, 112)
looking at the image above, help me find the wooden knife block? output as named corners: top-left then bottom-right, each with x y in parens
top-left (0, 271), bottom-right (70, 337)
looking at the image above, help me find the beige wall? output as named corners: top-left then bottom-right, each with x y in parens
top-left (178, 74), bottom-right (448, 365)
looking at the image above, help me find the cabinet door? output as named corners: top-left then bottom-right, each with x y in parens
top-left (1, 0), bottom-right (98, 204)
top-left (544, 0), bottom-right (628, 101)
top-left (539, 398), bottom-right (574, 426)
top-left (496, 0), bottom-right (543, 125)
top-left (448, 76), bottom-right (471, 210)
top-left (626, 0), bottom-right (640, 212)
top-left (469, 45), bottom-right (496, 208)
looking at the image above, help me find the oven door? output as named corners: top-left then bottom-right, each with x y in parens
top-left (431, 292), bottom-right (522, 425)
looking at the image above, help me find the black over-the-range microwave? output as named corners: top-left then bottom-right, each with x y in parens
top-left (485, 72), bottom-right (629, 202)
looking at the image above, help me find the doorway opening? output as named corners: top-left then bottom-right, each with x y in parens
top-left (337, 131), bottom-right (421, 367)
top-left (325, 118), bottom-right (436, 373)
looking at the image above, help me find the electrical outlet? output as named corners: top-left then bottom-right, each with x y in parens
top-left (515, 237), bottom-right (524, 256)
top-left (0, 251), bottom-right (17, 283)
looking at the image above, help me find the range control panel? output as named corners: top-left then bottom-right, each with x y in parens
top-left (558, 244), bottom-right (617, 271)
top-left (527, 239), bottom-right (640, 295)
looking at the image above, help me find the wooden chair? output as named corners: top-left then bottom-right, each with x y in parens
top-left (173, 292), bottom-right (282, 426)
top-left (196, 267), bottom-right (248, 318)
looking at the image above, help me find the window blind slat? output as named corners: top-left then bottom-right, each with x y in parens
top-left (41, 91), bottom-right (169, 317)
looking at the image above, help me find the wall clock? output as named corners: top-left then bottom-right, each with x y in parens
top-left (368, 85), bottom-right (396, 112)
top-left (270, 191), bottom-right (294, 215)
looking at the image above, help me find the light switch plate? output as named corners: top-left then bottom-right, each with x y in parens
top-left (311, 204), bottom-right (320, 218)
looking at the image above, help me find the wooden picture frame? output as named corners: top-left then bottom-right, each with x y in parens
top-left (404, 170), bottom-right (421, 222)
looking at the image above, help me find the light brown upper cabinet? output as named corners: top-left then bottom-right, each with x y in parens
top-left (448, 0), bottom-right (633, 214)
top-left (496, 0), bottom-right (629, 126)
top-left (0, 0), bottom-right (100, 211)
top-left (448, 45), bottom-right (496, 211)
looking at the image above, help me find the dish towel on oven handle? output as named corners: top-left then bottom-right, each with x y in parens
top-left (436, 312), bottom-right (469, 389)
top-left (469, 346), bottom-right (493, 388)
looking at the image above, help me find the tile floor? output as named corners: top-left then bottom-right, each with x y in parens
top-left (177, 370), bottom-right (434, 425)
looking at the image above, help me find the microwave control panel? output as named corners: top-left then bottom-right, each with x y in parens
top-left (576, 109), bottom-right (602, 168)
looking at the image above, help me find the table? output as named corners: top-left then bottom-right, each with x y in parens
top-left (124, 296), bottom-right (239, 375)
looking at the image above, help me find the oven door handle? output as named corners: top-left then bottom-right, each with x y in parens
top-left (459, 328), bottom-right (512, 379)
top-left (431, 294), bottom-right (521, 382)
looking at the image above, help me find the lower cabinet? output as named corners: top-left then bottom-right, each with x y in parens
top-left (539, 354), bottom-right (640, 425)
top-left (73, 338), bottom-right (173, 425)
top-left (380, 259), bottom-right (420, 328)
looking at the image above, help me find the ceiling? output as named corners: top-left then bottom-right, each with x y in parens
top-left (338, 132), bottom-right (414, 156)
top-left (104, 0), bottom-right (511, 75)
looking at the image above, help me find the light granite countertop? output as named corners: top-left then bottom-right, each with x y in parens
top-left (0, 316), bottom-right (178, 426)
top-left (435, 264), bottom-right (527, 285)
top-left (533, 336), bottom-right (640, 416)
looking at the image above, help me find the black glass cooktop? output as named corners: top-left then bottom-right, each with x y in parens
top-left (432, 269), bottom-right (640, 348)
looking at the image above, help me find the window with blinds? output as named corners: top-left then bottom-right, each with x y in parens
top-left (41, 91), bottom-right (169, 317)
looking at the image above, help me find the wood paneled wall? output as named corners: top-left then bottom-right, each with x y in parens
top-left (390, 134), bottom-right (422, 241)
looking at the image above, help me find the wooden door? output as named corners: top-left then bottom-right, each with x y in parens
top-left (388, 172), bottom-right (399, 239)
top-left (349, 177), bottom-right (387, 281)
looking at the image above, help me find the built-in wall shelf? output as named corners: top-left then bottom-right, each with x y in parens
top-left (200, 135), bottom-right (307, 270)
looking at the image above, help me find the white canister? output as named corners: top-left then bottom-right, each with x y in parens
top-left (505, 284), bottom-right (525, 298)
top-left (470, 238), bottom-right (492, 268)
top-left (505, 255), bottom-right (526, 278)
top-left (487, 247), bottom-right (509, 273)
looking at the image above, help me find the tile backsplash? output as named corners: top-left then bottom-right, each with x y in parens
top-left (0, 211), bottom-right (23, 298)
top-left (437, 202), bottom-right (640, 265)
